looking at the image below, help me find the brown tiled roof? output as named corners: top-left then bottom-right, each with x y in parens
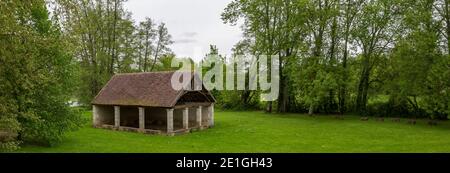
top-left (91, 71), bottom-right (214, 107)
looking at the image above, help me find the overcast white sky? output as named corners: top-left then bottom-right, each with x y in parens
top-left (124, 0), bottom-right (242, 62)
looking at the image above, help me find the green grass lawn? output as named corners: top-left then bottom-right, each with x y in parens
top-left (19, 111), bottom-right (450, 153)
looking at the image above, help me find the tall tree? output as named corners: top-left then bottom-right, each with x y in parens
top-left (136, 17), bottom-right (156, 72)
top-left (353, 0), bottom-right (402, 114)
top-left (150, 23), bottom-right (173, 72)
top-left (338, 0), bottom-right (362, 114)
top-left (1, 0), bottom-right (82, 150)
top-left (223, 0), bottom-right (307, 113)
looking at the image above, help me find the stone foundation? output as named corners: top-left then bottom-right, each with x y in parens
top-left (95, 124), bottom-right (207, 136)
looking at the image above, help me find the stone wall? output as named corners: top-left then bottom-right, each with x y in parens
top-left (93, 105), bottom-right (114, 126)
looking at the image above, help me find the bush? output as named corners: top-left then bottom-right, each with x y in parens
top-left (423, 56), bottom-right (450, 120)
top-left (366, 97), bottom-right (427, 118)
top-left (0, 141), bottom-right (22, 152)
top-left (20, 105), bottom-right (85, 146)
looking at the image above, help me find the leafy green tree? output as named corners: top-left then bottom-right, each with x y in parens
top-left (136, 17), bottom-right (156, 72)
top-left (384, 0), bottom-right (440, 117)
top-left (0, 0), bottom-right (83, 150)
top-left (352, 0), bottom-right (403, 114)
top-left (223, 0), bottom-right (308, 113)
top-left (149, 23), bottom-right (173, 72)
top-left (423, 56), bottom-right (450, 119)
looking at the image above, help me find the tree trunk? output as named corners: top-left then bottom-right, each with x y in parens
top-left (338, 0), bottom-right (355, 115)
top-left (143, 30), bottom-right (150, 72)
top-left (308, 104), bottom-right (314, 116)
top-left (150, 43), bottom-right (160, 72)
top-left (356, 59), bottom-right (370, 114)
top-left (277, 75), bottom-right (289, 113)
top-left (446, 0), bottom-right (450, 55)
top-left (338, 45), bottom-right (348, 114)
top-left (278, 49), bottom-right (290, 113)
top-left (266, 102), bottom-right (273, 113)
top-left (327, 12), bottom-right (338, 114)
top-left (109, 0), bottom-right (118, 75)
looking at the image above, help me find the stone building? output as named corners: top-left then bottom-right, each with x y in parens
top-left (91, 71), bottom-right (215, 135)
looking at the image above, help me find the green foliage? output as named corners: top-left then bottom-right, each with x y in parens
top-left (0, 141), bottom-right (22, 152)
top-left (423, 56), bottom-right (450, 119)
top-left (366, 95), bottom-right (427, 118)
top-left (200, 45), bottom-right (262, 110)
top-left (216, 90), bottom-right (261, 110)
top-left (0, 0), bottom-right (83, 150)
top-left (0, 103), bottom-right (21, 152)
top-left (221, 0), bottom-right (449, 118)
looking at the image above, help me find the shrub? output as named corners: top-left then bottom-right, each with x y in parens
top-left (366, 97), bottom-right (427, 118)
top-left (423, 56), bottom-right (450, 120)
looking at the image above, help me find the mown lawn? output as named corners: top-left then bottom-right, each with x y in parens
top-left (19, 111), bottom-right (450, 153)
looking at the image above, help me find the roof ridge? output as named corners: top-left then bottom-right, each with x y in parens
top-left (115, 71), bottom-right (177, 76)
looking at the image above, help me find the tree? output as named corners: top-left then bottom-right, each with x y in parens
top-left (0, 0), bottom-right (83, 150)
top-left (136, 17), bottom-right (156, 72)
top-left (223, 0), bottom-right (307, 113)
top-left (423, 56), bottom-right (450, 119)
top-left (149, 23), bottom-right (173, 72)
top-left (384, 0), bottom-right (439, 117)
top-left (353, 0), bottom-right (402, 115)
top-left (433, 0), bottom-right (450, 55)
top-left (337, 0), bottom-right (362, 114)
top-left (135, 19), bottom-right (173, 72)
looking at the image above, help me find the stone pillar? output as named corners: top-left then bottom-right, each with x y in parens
top-left (196, 106), bottom-right (202, 127)
top-left (139, 107), bottom-right (145, 131)
top-left (93, 105), bottom-right (99, 127)
top-left (183, 107), bottom-right (189, 129)
top-left (209, 104), bottom-right (214, 127)
top-left (114, 106), bottom-right (120, 128)
top-left (167, 109), bottom-right (174, 133)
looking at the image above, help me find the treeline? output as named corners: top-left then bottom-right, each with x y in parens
top-left (51, 0), bottom-right (176, 105)
top-left (215, 0), bottom-right (450, 119)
